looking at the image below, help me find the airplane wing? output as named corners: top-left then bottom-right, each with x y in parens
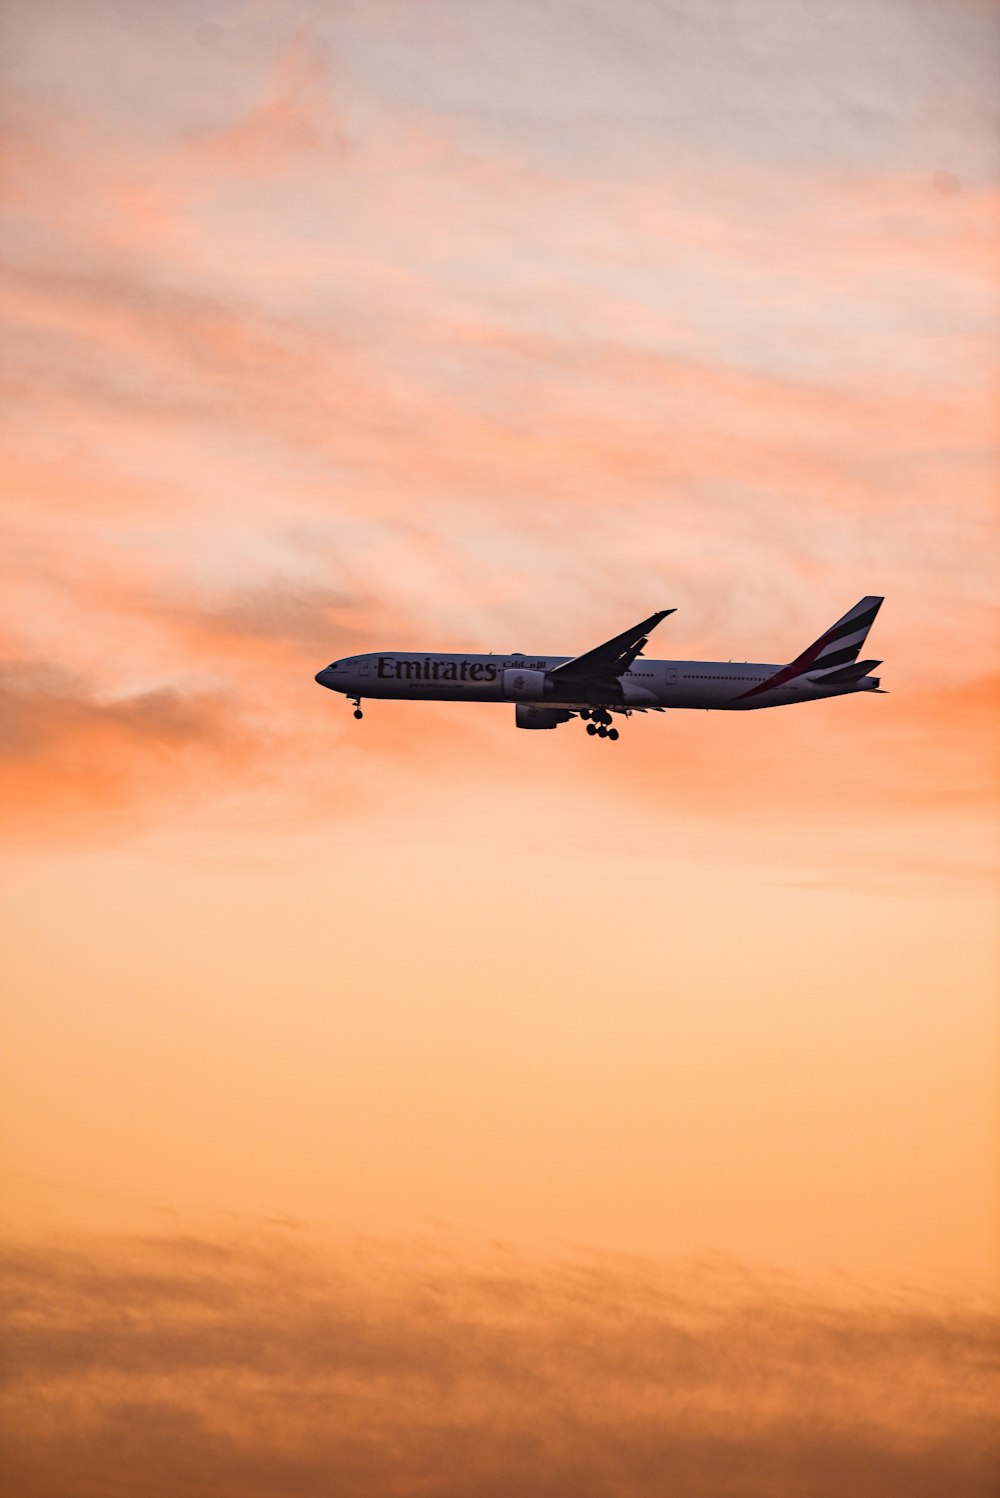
top-left (549, 609), bottom-right (675, 686)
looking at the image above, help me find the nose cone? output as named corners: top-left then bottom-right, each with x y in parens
top-left (315, 668), bottom-right (333, 688)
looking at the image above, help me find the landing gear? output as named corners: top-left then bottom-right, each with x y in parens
top-left (583, 709), bottom-right (621, 741)
top-left (350, 697), bottom-right (364, 720)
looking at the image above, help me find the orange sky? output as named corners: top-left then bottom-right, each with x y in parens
top-left (1, 1), bottom-right (998, 1492)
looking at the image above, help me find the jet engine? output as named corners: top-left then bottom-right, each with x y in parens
top-left (515, 704), bottom-right (571, 730)
top-left (502, 667), bottom-right (553, 701)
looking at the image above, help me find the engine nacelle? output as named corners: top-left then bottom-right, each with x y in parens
top-left (515, 704), bottom-right (570, 730)
top-left (502, 667), bottom-right (553, 702)
top-left (514, 704), bottom-right (568, 728)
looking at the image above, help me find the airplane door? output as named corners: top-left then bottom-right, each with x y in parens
top-left (665, 668), bottom-right (678, 687)
top-left (358, 658), bottom-right (371, 678)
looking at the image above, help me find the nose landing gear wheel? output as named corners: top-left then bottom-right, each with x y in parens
top-left (353, 708), bottom-right (363, 720)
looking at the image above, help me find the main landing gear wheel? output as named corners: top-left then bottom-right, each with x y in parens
top-left (584, 712), bottom-right (620, 740)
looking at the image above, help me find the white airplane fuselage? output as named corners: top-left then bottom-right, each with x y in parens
top-left (315, 652), bottom-right (880, 710)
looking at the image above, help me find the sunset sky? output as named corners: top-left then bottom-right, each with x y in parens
top-left (2, 1), bottom-right (998, 1493)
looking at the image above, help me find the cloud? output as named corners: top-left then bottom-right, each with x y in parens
top-left (618, 667), bottom-right (1000, 824)
top-left (330, 0), bottom-right (1000, 181)
top-left (184, 578), bottom-right (368, 649)
top-left (1, 1227), bottom-right (997, 1498)
top-left (0, 664), bottom-right (229, 756)
top-left (0, 513), bottom-right (995, 855)
top-left (186, 32), bottom-right (347, 177)
top-left (0, 661), bottom-right (246, 841)
top-left (0, 0), bottom-right (995, 859)
top-left (868, 671), bottom-right (1000, 809)
top-left (0, 564), bottom-right (498, 845)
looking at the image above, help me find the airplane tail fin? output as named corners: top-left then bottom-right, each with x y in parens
top-left (797, 596), bottom-right (884, 678)
top-left (736, 596), bottom-right (883, 699)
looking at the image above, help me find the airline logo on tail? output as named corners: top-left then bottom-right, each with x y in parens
top-left (736, 596), bottom-right (884, 699)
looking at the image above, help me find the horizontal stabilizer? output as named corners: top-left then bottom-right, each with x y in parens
top-left (810, 658), bottom-right (882, 685)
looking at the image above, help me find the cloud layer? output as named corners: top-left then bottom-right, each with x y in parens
top-left (2, 1228), bottom-right (998, 1498)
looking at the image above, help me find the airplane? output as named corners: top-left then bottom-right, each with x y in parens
top-left (314, 596), bottom-right (884, 740)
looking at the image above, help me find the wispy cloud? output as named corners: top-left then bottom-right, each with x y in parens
top-left (187, 32), bottom-right (346, 177)
top-left (0, 661), bottom-right (243, 840)
top-left (0, 499), bottom-right (996, 851)
top-left (0, 2), bottom-right (994, 868)
top-left (2, 1227), bottom-right (997, 1498)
